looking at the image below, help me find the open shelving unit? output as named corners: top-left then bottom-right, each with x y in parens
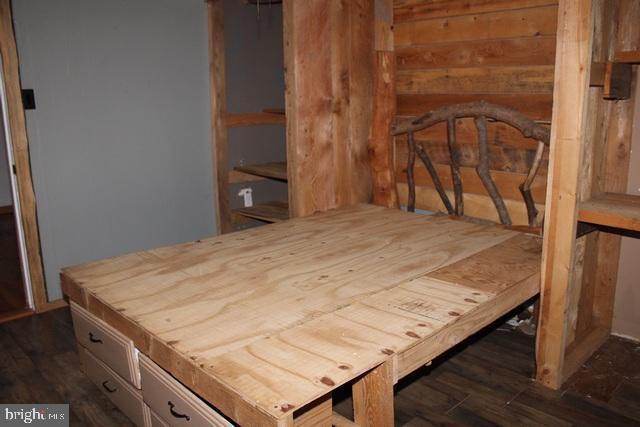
top-left (208, 2), bottom-right (289, 232)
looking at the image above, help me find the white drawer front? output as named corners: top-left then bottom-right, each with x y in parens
top-left (80, 346), bottom-right (151, 427)
top-left (71, 301), bottom-right (141, 388)
top-left (139, 355), bottom-right (232, 427)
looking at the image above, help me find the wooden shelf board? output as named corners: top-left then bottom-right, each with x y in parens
top-left (234, 162), bottom-right (287, 181)
top-left (233, 201), bottom-right (289, 223)
top-left (226, 111), bottom-right (286, 127)
top-left (615, 50), bottom-right (640, 63)
top-left (578, 192), bottom-right (640, 232)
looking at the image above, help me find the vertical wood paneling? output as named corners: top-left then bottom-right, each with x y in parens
top-left (285, 0), bottom-right (373, 217)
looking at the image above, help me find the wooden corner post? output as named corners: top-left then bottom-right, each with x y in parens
top-left (536, 0), bottom-right (595, 389)
top-left (207, 0), bottom-right (232, 234)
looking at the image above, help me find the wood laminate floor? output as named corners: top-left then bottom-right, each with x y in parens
top-left (0, 211), bottom-right (28, 315)
top-left (0, 308), bottom-right (638, 426)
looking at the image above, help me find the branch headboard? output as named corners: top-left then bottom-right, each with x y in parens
top-left (392, 101), bottom-right (550, 227)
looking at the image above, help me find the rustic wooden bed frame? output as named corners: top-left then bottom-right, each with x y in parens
top-left (393, 101), bottom-right (550, 227)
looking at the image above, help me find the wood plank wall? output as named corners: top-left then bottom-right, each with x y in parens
top-left (393, 0), bottom-right (558, 224)
top-left (284, 0), bottom-right (374, 218)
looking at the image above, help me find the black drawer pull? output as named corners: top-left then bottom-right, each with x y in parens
top-left (102, 381), bottom-right (117, 393)
top-left (88, 332), bottom-right (103, 344)
top-left (168, 401), bottom-right (191, 421)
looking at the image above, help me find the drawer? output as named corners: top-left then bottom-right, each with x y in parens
top-left (139, 355), bottom-right (232, 427)
top-left (149, 409), bottom-right (169, 427)
top-left (80, 346), bottom-right (151, 427)
top-left (70, 301), bottom-right (141, 388)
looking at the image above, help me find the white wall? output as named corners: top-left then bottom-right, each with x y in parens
top-left (0, 111), bottom-right (12, 207)
top-left (12, 0), bottom-right (215, 300)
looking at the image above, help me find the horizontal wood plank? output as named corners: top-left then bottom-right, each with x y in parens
top-left (233, 201), bottom-right (290, 223)
top-left (226, 112), bottom-right (286, 127)
top-left (397, 94), bottom-right (553, 120)
top-left (393, 0), bottom-right (558, 22)
top-left (394, 120), bottom-right (549, 171)
top-left (578, 193), bottom-right (640, 231)
top-left (395, 6), bottom-right (558, 46)
top-left (397, 184), bottom-right (543, 225)
top-left (397, 66), bottom-right (555, 95)
top-left (396, 162), bottom-right (547, 203)
top-left (396, 36), bottom-right (556, 69)
top-left (234, 162), bottom-right (288, 181)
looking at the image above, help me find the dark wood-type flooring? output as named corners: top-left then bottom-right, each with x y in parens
top-left (0, 308), bottom-right (639, 426)
top-left (0, 210), bottom-right (28, 314)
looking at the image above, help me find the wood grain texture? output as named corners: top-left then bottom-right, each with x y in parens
top-left (284, 0), bottom-right (373, 218)
top-left (395, 128), bottom-right (549, 173)
top-left (208, 0), bottom-right (231, 233)
top-left (61, 205), bottom-right (541, 425)
top-left (369, 52), bottom-right (399, 208)
top-left (396, 162), bottom-right (547, 204)
top-left (395, 6), bottom-right (558, 46)
top-left (536, 0), bottom-right (595, 390)
top-left (589, 0), bottom-right (640, 338)
top-left (398, 94), bottom-right (553, 121)
top-left (392, 1), bottom-right (557, 220)
top-left (579, 193), bottom-right (640, 232)
top-left (397, 184), bottom-right (542, 225)
top-left (353, 360), bottom-right (394, 426)
top-left (293, 394), bottom-right (332, 427)
top-left (234, 162), bottom-right (287, 181)
top-left (394, 0), bottom-right (558, 22)
top-left (396, 37), bottom-right (556, 70)
top-left (397, 66), bottom-right (555, 95)
top-left (0, 0), bottom-right (47, 308)
top-left (233, 201), bottom-right (290, 223)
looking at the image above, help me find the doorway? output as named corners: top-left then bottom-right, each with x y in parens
top-left (0, 55), bottom-right (32, 319)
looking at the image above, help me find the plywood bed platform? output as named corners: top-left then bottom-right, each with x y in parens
top-left (61, 204), bottom-right (541, 426)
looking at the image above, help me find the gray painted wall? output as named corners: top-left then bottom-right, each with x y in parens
top-left (12, 0), bottom-right (215, 300)
top-left (0, 111), bottom-right (11, 207)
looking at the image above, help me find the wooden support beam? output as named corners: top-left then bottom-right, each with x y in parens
top-left (352, 360), bottom-right (394, 427)
top-left (0, 0), bottom-right (48, 308)
top-left (284, 0), bottom-right (374, 217)
top-left (536, 0), bottom-right (595, 390)
top-left (208, 0), bottom-right (232, 233)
